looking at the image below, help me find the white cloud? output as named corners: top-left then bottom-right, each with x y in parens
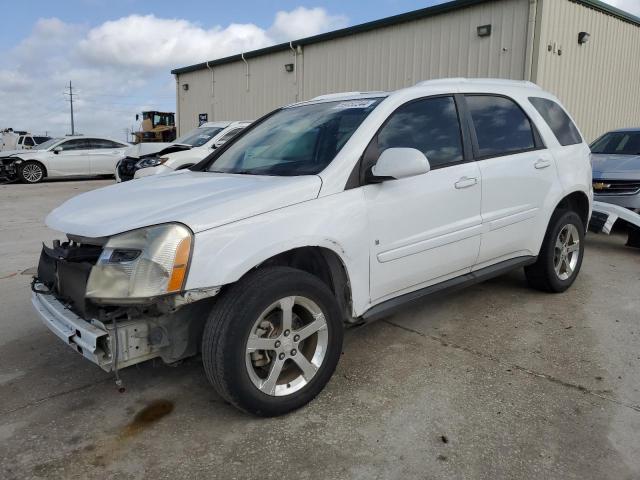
top-left (78, 7), bottom-right (347, 69)
top-left (603, 0), bottom-right (640, 16)
top-left (78, 16), bottom-right (271, 68)
top-left (0, 7), bottom-right (348, 139)
top-left (269, 7), bottom-right (348, 42)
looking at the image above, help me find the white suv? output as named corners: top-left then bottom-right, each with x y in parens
top-left (32, 79), bottom-right (591, 416)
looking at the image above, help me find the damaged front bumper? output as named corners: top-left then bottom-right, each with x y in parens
top-left (32, 283), bottom-right (216, 371)
top-left (0, 157), bottom-right (19, 179)
top-left (32, 287), bottom-right (112, 368)
top-left (589, 200), bottom-right (640, 248)
top-left (32, 238), bottom-right (219, 371)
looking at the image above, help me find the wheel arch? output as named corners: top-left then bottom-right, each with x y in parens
top-left (554, 190), bottom-right (590, 232)
top-left (18, 158), bottom-right (48, 178)
top-left (250, 246), bottom-right (354, 323)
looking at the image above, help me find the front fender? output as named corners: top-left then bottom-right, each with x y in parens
top-left (185, 188), bottom-right (371, 316)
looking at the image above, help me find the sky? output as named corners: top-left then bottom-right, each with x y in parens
top-left (0, 0), bottom-right (637, 141)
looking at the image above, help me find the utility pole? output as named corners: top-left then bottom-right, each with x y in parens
top-left (64, 81), bottom-right (75, 135)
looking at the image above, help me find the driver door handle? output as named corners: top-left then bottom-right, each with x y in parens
top-left (455, 176), bottom-right (478, 189)
top-left (534, 159), bottom-right (551, 169)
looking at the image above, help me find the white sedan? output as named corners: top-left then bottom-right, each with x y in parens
top-left (0, 136), bottom-right (129, 183)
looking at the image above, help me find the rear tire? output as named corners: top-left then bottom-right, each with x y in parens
top-left (19, 161), bottom-right (45, 184)
top-left (525, 210), bottom-right (584, 293)
top-left (202, 266), bottom-right (344, 416)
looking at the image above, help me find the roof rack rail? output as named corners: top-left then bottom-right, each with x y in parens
top-left (414, 78), bottom-right (541, 89)
top-left (310, 91), bottom-right (386, 101)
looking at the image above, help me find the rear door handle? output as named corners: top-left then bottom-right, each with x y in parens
top-left (534, 159), bottom-right (551, 169)
top-left (455, 176), bottom-right (478, 189)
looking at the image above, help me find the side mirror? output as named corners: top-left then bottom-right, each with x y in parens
top-left (53, 146), bottom-right (63, 154)
top-left (369, 147), bottom-right (430, 182)
top-left (212, 141), bottom-right (224, 149)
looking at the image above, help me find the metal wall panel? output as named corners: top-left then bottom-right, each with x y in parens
top-left (176, 50), bottom-right (298, 133)
top-left (534, 0), bottom-right (640, 141)
top-left (302, 0), bottom-right (530, 98)
top-left (175, 0), bottom-right (530, 133)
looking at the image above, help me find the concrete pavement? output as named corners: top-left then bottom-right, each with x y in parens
top-left (1, 179), bottom-right (639, 479)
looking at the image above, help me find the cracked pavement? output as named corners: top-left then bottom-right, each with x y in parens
top-left (1, 179), bottom-right (639, 479)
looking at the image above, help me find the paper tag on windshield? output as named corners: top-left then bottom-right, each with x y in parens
top-left (333, 100), bottom-right (376, 109)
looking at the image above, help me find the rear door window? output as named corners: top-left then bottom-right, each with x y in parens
top-left (466, 95), bottom-right (537, 157)
top-left (60, 139), bottom-right (89, 151)
top-left (529, 97), bottom-right (582, 146)
top-left (86, 139), bottom-right (125, 149)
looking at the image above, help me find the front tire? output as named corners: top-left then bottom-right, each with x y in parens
top-left (202, 266), bottom-right (344, 416)
top-left (525, 210), bottom-right (585, 292)
top-left (19, 161), bottom-right (45, 184)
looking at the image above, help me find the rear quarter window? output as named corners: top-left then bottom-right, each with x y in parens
top-left (529, 97), bottom-right (582, 146)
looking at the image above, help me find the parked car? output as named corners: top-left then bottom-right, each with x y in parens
top-left (115, 121), bottom-right (250, 182)
top-left (0, 136), bottom-right (129, 183)
top-left (31, 79), bottom-right (591, 416)
top-left (590, 128), bottom-right (640, 212)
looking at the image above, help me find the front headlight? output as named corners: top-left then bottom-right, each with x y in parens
top-left (86, 223), bottom-right (192, 302)
top-left (136, 156), bottom-right (169, 169)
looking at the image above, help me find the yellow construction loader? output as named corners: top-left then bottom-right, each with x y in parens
top-left (133, 111), bottom-right (176, 143)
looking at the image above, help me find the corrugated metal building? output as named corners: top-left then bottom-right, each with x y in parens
top-left (171, 0), bottom-right (640, 141)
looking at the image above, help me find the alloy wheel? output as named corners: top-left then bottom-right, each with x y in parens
top-left (22, 164), bottom-right (43, 183)
top-left (553, 224), bottom-right (580, 281)
top-left (245, 295), bottom-right (328, 397)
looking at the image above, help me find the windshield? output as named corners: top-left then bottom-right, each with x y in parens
top-left (35, 138), bottom-right (62, 150)
top-left (591, 131), bottom-right (640, 155)
top-left (175, 127), bottom-right (224, 147)
top-left (208, 98), bottom-right (383, 176)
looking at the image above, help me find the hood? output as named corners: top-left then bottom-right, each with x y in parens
top-left (0, 150), bottom-right (22, 158)
top-left (0, 149), bottom-right (29, 158)
top-left (591, 153), bottom-right (640, 178)
top-left (124, 142), bottom-right (191, 159)
top-left (46, 170), bottom-right (322, 237)
top-left (164, 146), bottom-right (209, 163)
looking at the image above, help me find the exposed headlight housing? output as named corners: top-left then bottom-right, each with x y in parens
top-left (86, 223), bottom-right (192, 303)
top-left (136, 156), bottom-right (169, 169)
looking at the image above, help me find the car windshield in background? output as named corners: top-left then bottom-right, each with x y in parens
top-left (208, 98), bottom-right (384, 176)
top-left (34, 138), bottom-right (62, 150)
top-left (175, 127), bottom-right (224, 147)
top-left (590, 131), bottom-right (640, 155)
